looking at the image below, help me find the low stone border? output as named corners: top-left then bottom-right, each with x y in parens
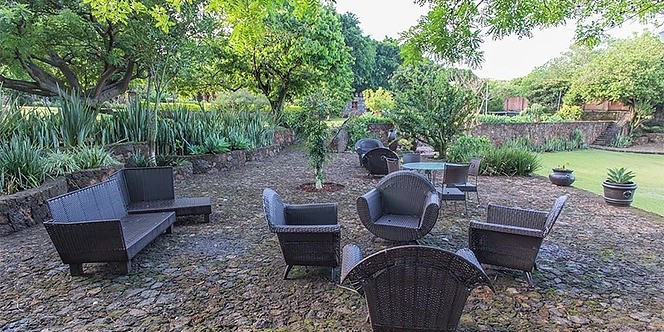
top-left (0, 178), bottom-right (67, 236)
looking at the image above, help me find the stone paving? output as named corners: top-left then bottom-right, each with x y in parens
top-left (1, 146), bottom-right (663, 331)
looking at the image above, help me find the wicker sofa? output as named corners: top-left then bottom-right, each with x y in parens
top-left (44, 178), bottom-right (176, 276)
top-left (111, 167), bottom-right (212, 222)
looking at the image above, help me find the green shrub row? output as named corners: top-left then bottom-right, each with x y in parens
top-left (478, 114), bottom-right (572, 124)
top-left (447, 135), bottom-right (541, 176)
top-left (0, 136), bottom-right (117, 195)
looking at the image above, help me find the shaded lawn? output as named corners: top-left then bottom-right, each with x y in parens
top-left (534, 149), bottom-right (664, 216)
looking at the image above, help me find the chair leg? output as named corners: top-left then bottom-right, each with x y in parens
top-left (525, 271), bottom-right (534, 287)
top-left (283, 265), bottom-right (293, 280)
top-left (69, 264), bottom-right (84, 276)
top-left (116, 261), bottom-right (132, 275)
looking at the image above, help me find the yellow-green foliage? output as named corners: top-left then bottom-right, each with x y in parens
top-left (362, 87), bottom-right (395, 116)
top-left (556, 104), bottom-right (582, 121)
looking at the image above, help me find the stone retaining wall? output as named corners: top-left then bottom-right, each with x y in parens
top-left (183, 129), bottom-right (295, 174)
top-left (471, 122), bottom-right (613, 146)
top-left (0, 178), bottom-right (67, 236)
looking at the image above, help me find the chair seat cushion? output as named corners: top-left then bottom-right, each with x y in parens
top-left (374, 214), bottom-right (420, 230)
top-left (454, 182), bottom-right (477, 191)
top-left (436, 187), bottom-right (465, 200)
top-left (127, 197), bottom-right (211, 216)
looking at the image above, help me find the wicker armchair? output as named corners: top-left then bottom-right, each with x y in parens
top-left (362, 147), bottom-right (399, 176)
top-left (469, 195), bottom-right (569, 285)
top-left (355, 138), bottom-right (384, 167)
top-left (357, 171), bottom-right (440, 242)
top-left (453, 157), bottom-right (481, 204)
top-left (341, 244), bottom-right (493, 331)
top-left (262, 188), bottom-right (341, 280)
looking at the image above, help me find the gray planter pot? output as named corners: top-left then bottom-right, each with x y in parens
top-left (549, 168), bottom-right (575, 186)
top-left (602, 181), bottom-right (637, 206)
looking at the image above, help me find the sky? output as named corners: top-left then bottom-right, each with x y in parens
top-left (334, 0), bottom-right (659, 81)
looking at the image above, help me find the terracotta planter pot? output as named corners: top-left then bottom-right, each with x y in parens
top-left (602, 181), bottom-right (637, 206)
top-left (549, 168), bottom-right (575, 186)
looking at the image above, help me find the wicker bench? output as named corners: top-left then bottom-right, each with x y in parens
top-left (111, 167), bottom-right (212, 222)
top-left (44, 179), bottom-right (176, 276)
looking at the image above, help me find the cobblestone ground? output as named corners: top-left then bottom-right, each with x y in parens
top-left (1, 146), bottom-right (663, 331)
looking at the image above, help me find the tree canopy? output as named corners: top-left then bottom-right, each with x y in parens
top-left (402, 0), bottom-right (664, 67)
top-left (0, 0), bottom-right (206, 105)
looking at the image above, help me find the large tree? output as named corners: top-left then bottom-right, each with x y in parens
top-left (402, 0), bottom-right (664, 67)
top-left (388, 62), bottom-right (480, 158)
top-left (225, 1), bottom-right (353, 120)
top-left (0, 1), bottom-right (204, 105)
top-left (565, 32), bottom-right (664, 107)
top-left (338, 12), bottom-right (377, 93)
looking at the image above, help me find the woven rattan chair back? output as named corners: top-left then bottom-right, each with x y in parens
top-left (377, 170), bottom-right (436, 216)
top-left (441, 163), bottom-right (470, 187)
top-left (343, 245), bottom-right (493, 331)
top-left (543, 195), bottom-right (568, 236)
top-left (383, 156), bottom-right (400, 174)
top-left (468, 157), bottom-right (481, 178)
top-left (363, 148), bottom-right (399, 176)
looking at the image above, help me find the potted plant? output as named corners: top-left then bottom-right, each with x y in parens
top-left (549, 162), bottom-right (575, 186)
top-left (602, 167), bottom-right (637, 206)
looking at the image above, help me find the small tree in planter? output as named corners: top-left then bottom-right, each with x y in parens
top-left (602, 167), bottom-right (637, 206)
top-left (301, 94), bottom-right (333, 190)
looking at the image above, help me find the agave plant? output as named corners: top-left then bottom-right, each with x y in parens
top-left (0, 136), bottom-right (46, 194)
top-left (58, 91), bottom-right (98, 147)
top-left (44, 150), bottom-right (81, 176)
top-left (606, 167), bottom-right (635, 184)
top-left (72, 146), bottom-right (117, 169)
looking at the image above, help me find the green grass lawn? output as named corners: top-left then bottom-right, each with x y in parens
top-left (534, 149), bottom-right (664, 216)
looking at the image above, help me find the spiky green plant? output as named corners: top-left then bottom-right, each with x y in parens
top-left (72, 146), bottom-right (116, 169)
top-left (126, 151), bottom-right (152, 167)
top-left (0, 136), bottom-right (46, 194)
top-left (58, 92), bottom-right (98, 147)
top-left (44, 150), bottom-right (81, 176)
top-left (606, 167), bottom-right (635, 184)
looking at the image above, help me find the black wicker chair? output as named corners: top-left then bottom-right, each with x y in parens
top-left (362, 147), bottom-right (399, 176)
top-left (357, 171), bottom-right (440, 242)
top-left (262, 188), bottom-right (341, 280)
top-left (469, 195), bottom-right (569, 285)
top-left (453, 157), bottom-right (481, 204)
top-left (355, 138), bottom-right (384, 167)
top-left (438, 163), bottom-right (469, 212)
top-left (341, 244), bottom-right (493, 331)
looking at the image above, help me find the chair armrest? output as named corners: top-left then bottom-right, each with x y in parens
top-left (419, 191), bottom-right (440, 228)
top-left (455, 248), bottom-right (495, 292)
top-left (469, 220), bottom-right (544, 238)
top-left (340, 244), bottom-right (363, 286)
top-left (357, 189), bottom-right (382, 224)
top-left (455, 248), bottom-right (483, 271)
top-left (271, 224), bottom-right (340, 234)
top-left (486, 204), bottom-right (548, 230)
top-left (285, 203), bottom-right (338, 225)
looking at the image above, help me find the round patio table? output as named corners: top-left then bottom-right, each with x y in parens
top-left (401, 162), bottom-right (446, 183)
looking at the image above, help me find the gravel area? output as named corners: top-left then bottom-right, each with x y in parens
top-left (1, 145), bottom-right (663, 331)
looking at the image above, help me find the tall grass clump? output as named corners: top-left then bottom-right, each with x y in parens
top-left (447, 135), bottom-right (493, 163)
top-left (0, 92), bottom-right (22, 140)
top-left (482, 147), bottom-right (541, 176)
top-left (44, 150), bottom-right (80, 176)
top-left (58, 92), bottom-right (98, 147)
top-left (72, 146), bottom-right (117, 169)
top-left (0, 136), bottom-right (46, 194)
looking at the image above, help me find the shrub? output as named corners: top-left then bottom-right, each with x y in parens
top-left (44, 150), bottom-right (80, 176)
top-left (478, 114), bottom-right (532, 123)
top-left (447, 135), bottom-right (493, 162)
top-left (214, 89), bottom-right (271, 113)
top-left (344, 113), bottom-right (391, 150)
top-left (556, 104), bottom-right (582, 121)
top-left (58, 92), bottom-right (98, 147)
top-left (72, 146), bottom-right (116, 169)
top-left (126, 152), bottom-right (152, 167)
top-left (301, 93), bottom-right (332, 189)
top-left (611, 133), bottom-right (632, 148)
top-left (0, 136), bottom-right (46, 194)
top-left (482, 147), bottom-right (541, 176)
top-left (362, 87), bottom-right (395, 116)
